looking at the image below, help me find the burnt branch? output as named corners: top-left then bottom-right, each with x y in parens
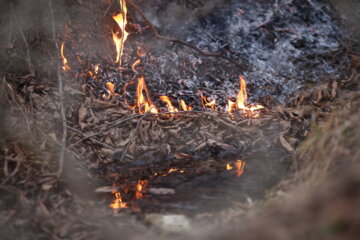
top-left (125, 0), bottom-right (246, 70)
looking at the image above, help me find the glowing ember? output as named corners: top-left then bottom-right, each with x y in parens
top-left (226, 163), bottom-right (233, 170)
top-left (60, 42), bottom-right (71, 72)
top-left (160, 96), bottom-right (179, 113)
top-left (112, 0), bottom-right (129, 66)
top-left (136, 76), bottom-right (158, 114)
top-left (135, 180), bottom-right (148, 199)
top-left (235, 160), bottom-right (246, 177)
top-left (109, 191), bottom-right (127, 211)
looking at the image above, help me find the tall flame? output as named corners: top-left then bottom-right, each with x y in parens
top-left (60, 42), bottom-right (71, 72)
top-left (236, 76), bottom-right (248, 109)
top-left (112, 0), bottom-right (129, 66)
top-left (136, 76), bottom-right (158, 114)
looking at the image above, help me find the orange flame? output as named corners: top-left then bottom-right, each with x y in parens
top-left (112, 0), bottom-right (129, 66)
top-left (160, 96), bottom-right (178, 113)
top-left (104, 82), bottom-right (119, 100)
top-left (237, 76), bottom-right (248, 109)
top-left (60, 42), bottom-right (71, 72)
top-left (235, 160), bottom-right (246, 177)
top-left (227, 76), bottom-right (264, 115)
top-left (110, 191), bottom-right (127, 211)
top-left (199, 91), bottom-right (217, 111)
top-left (226, 163), bottom-right (233, 170)
top-left (180, 100), bottom-right (192, 111)
top-left (135, 180), bottom-right (148, 199)
top-left (132, 59), bottom-right (142, 74)
top-left (137, 76), bottom-right (158, 114)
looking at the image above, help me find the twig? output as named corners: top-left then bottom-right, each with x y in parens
top-left (67, 126), bottom-right (116, 150)
top-left (48, 0), bottom-right (68, 177)
top-left (125, 0), bottom-right (246, 70)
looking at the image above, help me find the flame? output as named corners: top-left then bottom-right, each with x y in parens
top-left (226, 163), bottom-right (233, 170)
top-left (160, 96), bottom-right (178, 113)
top-left (95, 64), bottom-right (99, 74)
top-left (162, 168), bottom-right (184, 176)
top-left (109, 191), bottom-right (127, 211)
top-left (227, 76), bottom-right (264, 115)
top-left (237, 76), bottom-right (248, 109)
top-left (235, 160), bottom-right (246, 177)
top-left (112, 0), bottom-right (129, 66)
top-left (60, 42), bottom-right (71, 72)
top-left (180, 100), bottom-right (192, 111)
top-left (136, 76), bottom-right (158, 114)
top-left (104, 82), bottom-right (119, 99)
top-left (135, 180), bottom-right (148, 199)
top-left (199, 91), bottom-right (217, 111)
top-left (132, 59), bottom-right (142, 74)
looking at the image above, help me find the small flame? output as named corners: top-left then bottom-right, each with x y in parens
top-left (235, 160), bottom-right (246, 177)
top-left (160, 96), bottom-right (178, 113)
top-left (135, 180), bottom-right (148, 199)
top-left (137, 76), bottom-right (158, 114)
top-left (226, 163), bottom-right (233, 170)
top-left (227, 76), bottom-right (264, 115)
top-left (112, 0), bottom-right (129, 66)
top-left (94, 64), bottom-right (99, 74)
top-left (180, 100), bottom-right (192, 111)
top-left (199, 91), bottom-right (217, 111)
top-left (60, 42), bottom-right (71, 72)
top-left (104, 82), bottom-right (119, 99)
top-left (162, 168), bottom-right (184, 176)
top-left (110, 191), bottom-right (127, 211)
top-left (132, 59), bottom-right (142, 74)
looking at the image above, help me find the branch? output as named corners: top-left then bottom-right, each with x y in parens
top-left (48, 0), bottom-right (68, 177)
top-left (125, 0), bottom-right (247, 70)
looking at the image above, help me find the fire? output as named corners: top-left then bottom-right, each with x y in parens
top-left (132, 59), bottom-right (142, 74)
top-left (235, 160), bottom-right (246, 177)
top-left (227, 76), bottom-right (264, 115)
top-left (60, 42), bottom-right (71, 72)
top-left (109, 191), bottom-right (127, 211)
top-left (180, 100), bottom-right (192, 111)
top-left (104, 82), bottom-right (119, 99)
top-left (160, 96), bottom-right (178, 113)
top-left (198, 91), bottom-right (217, 111)
top-left (226, 163), bottom-right (233, 170)
top-left (94, 64), bottom-right (99, 74)
top-left (112, 0), bottom-right (129, 66)
top-left (135, 180), bottom-right (148, 199)
top-left (136, 76), bottom-right (158, 114)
